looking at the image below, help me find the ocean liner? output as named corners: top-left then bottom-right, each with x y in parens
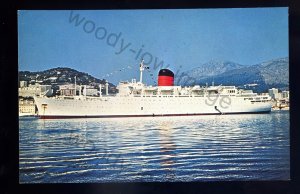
top-left (34, 60), bottom-right (272, 119)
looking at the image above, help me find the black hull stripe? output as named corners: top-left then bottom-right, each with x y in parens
top-left (39, 111), bottom-right (271, 119)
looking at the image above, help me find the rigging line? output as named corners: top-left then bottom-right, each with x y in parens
top-left (100, 64), bottom-right (135, 79)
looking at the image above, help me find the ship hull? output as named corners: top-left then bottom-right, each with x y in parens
top-left (34, 95), bottom-right (272, 119)
top-left (39, 111), bottom-right (271, 119)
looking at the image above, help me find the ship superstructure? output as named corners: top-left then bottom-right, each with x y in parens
top-left (34, 60), bottom-right (272, 119)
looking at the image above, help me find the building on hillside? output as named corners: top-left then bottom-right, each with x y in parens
top-left (268, 88), bottom-right (280, 99)
top-left (19, 98), bottom-right (36, 115)
top-left (59, 84), bottom-right (99, 96)
top-left (19, 81), bottom-right (28, 88)
top-left (59, 84), bottom-right (78, 96)
top-left (19, 83), bottom-right (53, 97)
top-left (282, 90), bottom-right (289, 100)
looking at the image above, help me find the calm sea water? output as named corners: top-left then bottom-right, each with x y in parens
top-left (19, 111), bottom-right (290, 183)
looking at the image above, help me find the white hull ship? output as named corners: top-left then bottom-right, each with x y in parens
top-left (34, 61), bottom-right (272, 119)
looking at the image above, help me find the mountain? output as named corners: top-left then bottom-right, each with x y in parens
top-left (185, 60), bottom-right (244, 78)
top-left (175, 60), bottom-right (245, 86)
top-left (259, 57), bottom-right (289, 87)
top-left (176, 57), bottom-right (289, 93)
top-left (19, 67), bottom-right (116, 92)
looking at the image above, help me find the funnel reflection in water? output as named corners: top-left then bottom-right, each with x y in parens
top-left (158, 121), bottom-right (176, 180)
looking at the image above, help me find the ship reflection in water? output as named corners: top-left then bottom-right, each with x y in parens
top-left (19, 111), bottom-right (290, 183)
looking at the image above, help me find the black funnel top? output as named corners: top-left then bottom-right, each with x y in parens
top-left (158, 69), bottom-right (174, 77)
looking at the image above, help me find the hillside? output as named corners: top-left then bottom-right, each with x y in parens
top-left (176, 57), bottom-right (289, 92)
top-left (19, 67), bottom-right (116, 92)
top-left (186, 60), bottom-right (244, 78)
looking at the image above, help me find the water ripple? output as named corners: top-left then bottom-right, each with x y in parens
top-left (19, 111), bottom-right (290, 183)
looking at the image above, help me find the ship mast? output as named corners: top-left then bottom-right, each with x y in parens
top-left (139, 59), bottom-right (149, 83)
top-left (139, 59), bottom-right (145, 83)
top-left (74, 76), bottom-right (77, 96)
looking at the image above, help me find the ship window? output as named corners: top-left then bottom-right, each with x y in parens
top-left (141, 107), bottom-right (143, 110)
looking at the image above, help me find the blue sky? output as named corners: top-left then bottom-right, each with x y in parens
top-left (18, 8), bottom-right (288, 84)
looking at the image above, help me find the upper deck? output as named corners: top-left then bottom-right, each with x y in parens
top-left (116, 79), bottom-right (267, 99)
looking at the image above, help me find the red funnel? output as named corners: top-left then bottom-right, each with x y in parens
top-left (158, 69), bottom-right (174, 86)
